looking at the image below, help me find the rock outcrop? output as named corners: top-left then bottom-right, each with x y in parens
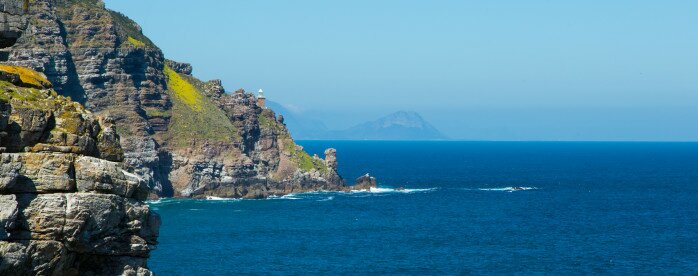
top-left (160, 66), bottom-right (345, 198)
top-left (352, 174), bottom-right (378, 191)
top-left (3, 0), bottom-right (348, 199)
top-left (0, 63), bottom-right (158, 275)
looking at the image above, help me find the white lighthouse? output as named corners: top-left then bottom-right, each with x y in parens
top-left (256, 89), bottom-right (266, 108)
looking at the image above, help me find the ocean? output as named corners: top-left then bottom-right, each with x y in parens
top-left (148, 141), bottom-right (698, 274)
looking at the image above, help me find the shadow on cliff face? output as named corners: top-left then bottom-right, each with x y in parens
top-left (123, 47), bottom-right (148, 91)
top-left (10, 193), bottom-right (37, 240)
top-left (155, 151), bottom-right (175, 198)
top-left (55, 20), bottom-right (87, 105)
top-left (0, 51), bottom-right (10, 62)
top-left (3, 111), bottom-right (55, 153)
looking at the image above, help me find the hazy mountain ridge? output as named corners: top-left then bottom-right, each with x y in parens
top-left (267, 101), bottom-right (328, 138)
top-left (270, 105), bottom-right (447, 140)
top-left (337, 111), bottom-right (448, 140)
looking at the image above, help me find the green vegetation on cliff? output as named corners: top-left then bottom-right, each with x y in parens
top-left (0, 66), bottom-right (69, 111)
top-left (0, 81), bottom-right (60, 110)
top-left (163, 66), bottom-right (238, 147)
top-left (108, 10), bottom-right (156, 48)
top-left (258, 109), bottom-right (282, 132)
top-left (283, 137), bottom-right (328, 174)
top-left (165, 66), bottom-right (203, 111)
top-left (56, 0), bottom-right (156, 49)
top-left (127, 36), bottom-right (146, 48)
top-left (257, 109), bottom-right (328, 174)
top-left (0, 65), bottom-right (52, 89)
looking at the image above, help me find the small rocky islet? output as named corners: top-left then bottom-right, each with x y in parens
top-left (0, 0), bottom-right (373, 274)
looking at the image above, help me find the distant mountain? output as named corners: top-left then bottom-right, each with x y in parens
top-left (266, 101), bottom-right (328, 139)
top-left (334, 111), bottom-right (447, 140)
top-left (269, 103), bottom-right (447, 140)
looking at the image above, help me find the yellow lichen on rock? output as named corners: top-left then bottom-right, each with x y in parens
top-left (0, 65), bottom-right (52, 89)
top-left (127, 36), bottom-right (146, 48)
top-left (164, 65), bottom-right (202, 112)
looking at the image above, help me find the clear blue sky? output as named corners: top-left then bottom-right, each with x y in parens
top-left (105, 0), bottom-right (698, 141)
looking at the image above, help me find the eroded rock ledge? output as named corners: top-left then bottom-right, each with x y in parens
top-left (0, 66), bottom-right (159, 276)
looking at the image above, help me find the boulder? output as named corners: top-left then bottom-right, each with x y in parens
top-left (0, 153), bottom-right (75, 193)
top-left (352, 174), bottom-right (377, 191)
top-left (75, 156), bottom-right (147, 199)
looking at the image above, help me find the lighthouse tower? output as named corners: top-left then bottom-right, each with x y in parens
top-left (256, 89), bottom-right (266, 108)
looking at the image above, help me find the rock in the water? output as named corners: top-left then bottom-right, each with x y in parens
top-left (352, 174), bottom-right (378, 191)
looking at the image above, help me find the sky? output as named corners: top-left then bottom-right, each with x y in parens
top-left (104, 0), bottom-right (698, 141)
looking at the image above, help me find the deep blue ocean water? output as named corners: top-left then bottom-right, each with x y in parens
top-left (149, 141), bottom-right (698, 274)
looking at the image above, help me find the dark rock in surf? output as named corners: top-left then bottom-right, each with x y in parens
top-left (352, 174), bottom-right (378, 191)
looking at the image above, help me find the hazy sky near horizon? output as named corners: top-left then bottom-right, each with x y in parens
top-left (104, 0), bottom-right (698, 140)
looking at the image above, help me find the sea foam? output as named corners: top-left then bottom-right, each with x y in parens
top-left (353, 187), bottom-right (437, 194)
top-left (205, 196), bottom-right (241, 201)
top-left (477, 187), bottom-right (538, 192)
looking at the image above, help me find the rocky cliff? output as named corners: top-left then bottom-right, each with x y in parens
top-left (3, 0), bottom-right (347, 199)
top-left (0, 0), bottom-right (26, 48)
top-left (158, 62), bottom-right (345, 198)
top-left (0, 63), bottom-right (159, 275)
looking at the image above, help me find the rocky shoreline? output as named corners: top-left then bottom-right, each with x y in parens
top-left (2, 0), bottom-right (350, 200)
top-left (0, 0), bottom-right (376, 274)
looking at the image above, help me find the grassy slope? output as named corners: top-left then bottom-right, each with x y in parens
top-left (163, 66), bottom-right (238, 148)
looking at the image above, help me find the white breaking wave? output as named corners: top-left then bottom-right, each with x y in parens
top-left (205, 196), bottom-right (241, 201)
top-left (477, 187), bottom-right (538, 192)
top-left (353, 187), bottom-right (437, 194)
top-left (317, 196), bottom-right (335, 202)
top-left (145, 199), bottom-right (162, 204)
top-left (268, 194), bottom-right (302, 200)
top-left (279, 194), bottom-right (301, 200)
top-left (148, 187), bottom-right (435, 204)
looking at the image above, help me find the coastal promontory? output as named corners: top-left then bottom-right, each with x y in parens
top-left (3, 0), bottom-right (348, 199)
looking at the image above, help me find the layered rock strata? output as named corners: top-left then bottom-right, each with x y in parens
top-left (4, 0), bottom-right (349, 199)
top-left (0, 65), bottom-right (159, 275)
top-left (160, 66), bottom-right (345, 198)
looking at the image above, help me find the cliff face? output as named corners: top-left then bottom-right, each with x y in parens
top-left (0, 64), bottom-right (159, 275)
top-left (3, 0), bottom-right (347, 198)
top-left (160, 63), bottom-right (344, 198)
top-left (4, 0), bottom-right (169, 194)
top-left (0, 0), bottom-right (26, 48)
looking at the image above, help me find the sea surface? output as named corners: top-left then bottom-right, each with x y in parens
top-left (149, 141), bottom-right (698, 274)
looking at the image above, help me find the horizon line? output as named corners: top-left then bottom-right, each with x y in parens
top-left (295, 139), bottom-right (698, 143)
